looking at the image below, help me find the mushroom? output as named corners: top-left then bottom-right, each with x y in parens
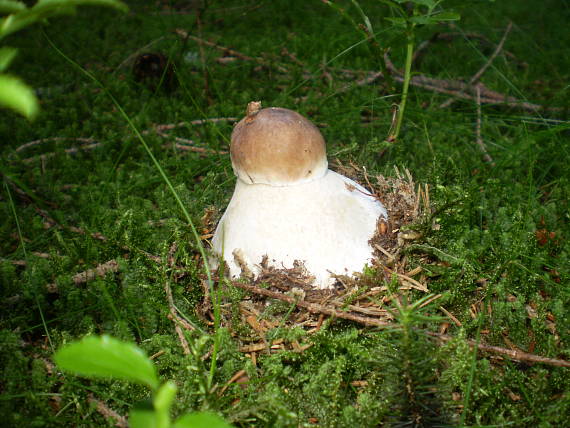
top-left (211, 102), bottom-right (387, 288)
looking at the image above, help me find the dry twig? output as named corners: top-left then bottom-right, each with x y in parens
top-left (426, 332), bottom-right (570, 368)
top-left (175, 29), bottom-right (289, 74)
top-left (230, 281), bottom-right (393, 327)
top-left (474, 86), bottom-right (495, 165)
top-left (46, 260), bottom-right (120, 293)
top-left (440, 22), bottom-right (513, 109)
top-left (87, 394), bottom-right (128, 428)
top-left (229, 281), bottom-right (569, 368)
top-left (384, 52), bottom-right (550, 112)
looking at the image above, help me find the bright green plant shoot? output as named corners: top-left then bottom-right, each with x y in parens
top-left (54, 335), bottom-right (234, 428)
top-left (324, 0), bottom-right (459, 142)
top-left (0, 0), bottom-right (128, 119)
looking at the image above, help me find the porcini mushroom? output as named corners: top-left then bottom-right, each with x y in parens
top-left (211, 102), bottom-right (387, 288)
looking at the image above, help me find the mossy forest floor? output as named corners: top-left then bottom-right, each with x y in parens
top-left (1, 1), bottom-right (569, 426)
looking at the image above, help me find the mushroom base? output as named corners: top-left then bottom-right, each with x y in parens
top-left (211, 170), bottom-right (387, 288)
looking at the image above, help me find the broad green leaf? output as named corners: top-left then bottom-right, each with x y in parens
top-left (174, 412), bottom-right (234, 428)
top-left (54, 335), bottom-right (159, 389)
top-left (0, 46), bottom-right (17, 71)
top-left (0, 0), bottom-right (26, 14)
top-left (0, 73), bottom-right (38, 119)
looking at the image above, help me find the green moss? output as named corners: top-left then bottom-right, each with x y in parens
top-left (1, 0), bottom-right (569, 425)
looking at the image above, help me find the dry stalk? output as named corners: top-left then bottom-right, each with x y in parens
top-left (412, 31), bottom-right (527, 69)
top-left (150, 117), bottom-right (237, 133)
top-left (230, 281), bottom-right (392, 327)
top-left (474, 86), bottom-right (495, 165)
top-left (440, 22), bottom-right (513, 108)
top-left (15, 137), bottom-right (96, 153)
top-left (19, 142), bottom-right (102, 164)
top-left (175, 29), bottom-right (289, 74)
top-left (384, 52), bottom-right (551, 112)
top-left (228, 281), bottom-right (569, 368)
top-left (164, 280), bottom-right (192, 354)
top-left (425, 331), bottom-right (570, 368)
top-left (46, 260), bottom-right (120, 293)
top-left (87, 394), bottom-right (128, 428)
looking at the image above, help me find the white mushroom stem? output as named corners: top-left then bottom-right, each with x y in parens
top-left (212, 170), bottom-right (386, 288)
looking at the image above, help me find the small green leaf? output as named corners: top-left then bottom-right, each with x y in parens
top-left (35, 0), bottom-right (128, 13)
top-left (384, 17), bottom-right (407, 28)
top-left (154, 381), bottom-right (177, 413)
top-left (0, 46), bottom-right (17, 71)
top-left (154, 381), bottom-right (176, 428)
top-left (0, 73), bottom-right (38, 119)
top-left (174, 412), bottom-right (234, 428)
top-left (0, 0), bottom-right (127, 39)
top-left (393, 0), bottom-right (435, 6)
top-left (54, 335), bottom-right (159, 390)
top-left (130, 401), bottom-right (159, 428)
top-left (409, 15), bottom-right (432, 25)
top-left (0, 0), bottom-right (27, 14)
top-left (430, 11), bottom-right (460, 21)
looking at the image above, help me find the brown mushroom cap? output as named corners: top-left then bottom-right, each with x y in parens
top-left (230, 106), bottom-right (328, 185)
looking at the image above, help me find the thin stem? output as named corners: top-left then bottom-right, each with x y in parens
top-left (44, 31), bottom-right (221, 386)
top-left (460, 316), bottom-right (483, 426)
top-left (4, 180), bottom-right (55, 352)
top-left (392, 31), bottom-right (414, 141)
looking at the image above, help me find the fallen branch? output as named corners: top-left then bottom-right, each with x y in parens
top-left (149, 117), bottom-right (238, 133)
top-left (384, 52), bottom-right (552, 112)
top-left (230, 281), bottom-right (570, 368)
top-left (47, 260), bottom-right (120, 293)
top-left (35, 208), bottom-right (107, 242)
top-left (412, 30), bottom-right (527, 69)
top-left (175, 29), bottom-right (290, 74)
top-left (157, 132), bottom-right (228, 156)
top-left (426, 331), bottom-right (570, 368)
top-left (440, 22), bottom-right (513, 109)
top-left (15, 137), bottom-right (96, 153)
top-left (474, 86), bottom-right (495, 165)
top-left (230, 281), bottom-right (393, 327)
top-left (21, 142), bottom-right (102, 164)
top-left (88, 394), bottom-right (128, 428)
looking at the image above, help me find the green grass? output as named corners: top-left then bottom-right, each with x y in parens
top-left (1, 0), bottom-right (569, 426)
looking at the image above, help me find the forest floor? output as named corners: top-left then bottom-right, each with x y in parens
top-left (1, 0), bottom-right (569, 426)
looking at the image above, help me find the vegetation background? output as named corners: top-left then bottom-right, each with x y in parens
top-left (1, 0), bottom-right (568, 426)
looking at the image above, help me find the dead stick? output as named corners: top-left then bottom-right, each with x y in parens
top-left (46, 260), bottom-right (120, 293)
top-left (15, 137), bottom-right (96, 153)
top-left (175, 29), bottom-right (290, 74)
top-left (384, 53), bottom-right (551, 112)
top-left (21, 143), bottom-right (102, 164)
top-left (474, 85), bottom-right (495, 164)
top-left (164, 281), bottom-right (192, 355)
top-left (440, 22), bottom-right (513, 108)
top-left (88, 395), bottom-right (128, 428)
top-left (231, 281), bottom-right (570, 368)
top-left (150, 117), bottom-right (237, 133)
top-left (230, 281), bottom-right (392, 327)
top-left (425, 331), bottom-right (570, 368)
